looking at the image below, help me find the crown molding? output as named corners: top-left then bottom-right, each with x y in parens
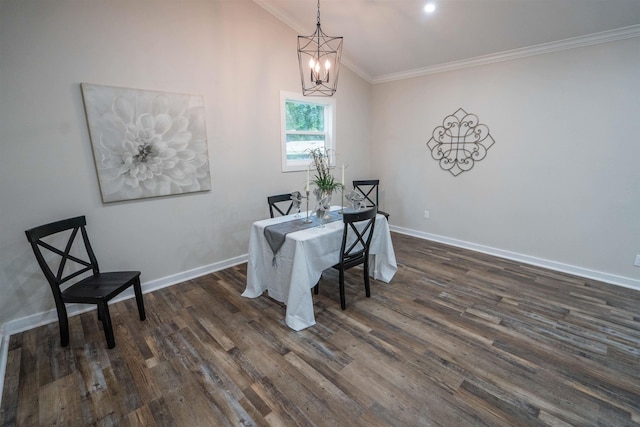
top-left (253, 0), bottom-right (307, 35)
top-left (371, 25), bottom-right (640, 84)
top-left (253, 0), bottom-right (639, 86)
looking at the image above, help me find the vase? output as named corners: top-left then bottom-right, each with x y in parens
top-left (313, 188), bottom-right (332, 219)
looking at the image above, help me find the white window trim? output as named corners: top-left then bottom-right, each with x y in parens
top-left (280, 91), bottom-right (336, 173)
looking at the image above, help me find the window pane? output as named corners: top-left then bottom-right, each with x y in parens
top-left (280, 90), bottom-right (335, 172)
top-left (286, 134), bottom-right (325, 160)
top-left (285, 101), bottom-right (325, 132)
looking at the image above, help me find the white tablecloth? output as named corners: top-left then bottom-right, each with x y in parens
top-left (242, 207), bottom-right (397, 331)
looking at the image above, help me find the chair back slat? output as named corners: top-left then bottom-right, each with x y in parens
top-left (57, 227), bottom-right (79, 281)
top-left (353, 180), bottom-right (380, 209)
top-left (340, 208), bottom-right (377, 267)
top-left (26, 215), bottom-right (86, 240)
top-left (40, 244), bottom-right (92, 272)
top-left (353, 179), bottom-right (389, 221)
top-left (344, 220), bottom-right (374, 258)
top-left (267, 193), bottom-right (294, 218)
top-left (25, 216), bottom-right (99, 290)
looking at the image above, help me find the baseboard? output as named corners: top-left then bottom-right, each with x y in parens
top-left (0, 253), bottom-right (247, 407)
top-left (0, 328), bottom-right (7, 408)
top-left (3, 231), bottom-right (638, 407)
top-left (1, 254), bottom-right (248, 338)
top-left (390, 225), bottom-right (640, 292)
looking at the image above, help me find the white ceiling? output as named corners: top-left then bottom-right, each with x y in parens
top-left (253, 0), bottom-right (640, 83)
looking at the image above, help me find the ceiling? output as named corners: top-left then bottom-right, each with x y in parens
top-left (253, 0), bottom-right (640, 83)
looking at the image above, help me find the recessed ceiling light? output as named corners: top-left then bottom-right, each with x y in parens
top-left (424, 2), bottom-right (436, 14)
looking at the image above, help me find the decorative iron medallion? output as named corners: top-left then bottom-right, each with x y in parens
top-left (427, 108), bottom-right (495, 176)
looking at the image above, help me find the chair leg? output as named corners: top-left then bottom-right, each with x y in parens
top-left (339, 268), bottom-right (346, 310)
top-left (99, 302), bottom-right (116, 349)
top-left (364, 260), bottom-right (371, 298)
top-left (55, 303), bottom-right (70, 347)
top-left (134, 279), bottom-right (146, 321)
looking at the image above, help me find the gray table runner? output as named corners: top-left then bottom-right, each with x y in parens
top-left (264, 211), bottom-right (343, 265)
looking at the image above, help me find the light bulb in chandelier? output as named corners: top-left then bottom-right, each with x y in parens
top-left (309, 57), bottom-right (331, 84)
top-left (309, 58), bottom-right (316, 82)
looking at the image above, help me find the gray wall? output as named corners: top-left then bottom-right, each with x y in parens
top-left (0, 0), bottom-right (372, 329)
top-left (371, 38), bottom-right (640, 285)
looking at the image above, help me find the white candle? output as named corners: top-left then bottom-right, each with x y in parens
top-left (341, 163), bottom-right (345, 185)
top-left (306, 166), bottom-right (310, 192)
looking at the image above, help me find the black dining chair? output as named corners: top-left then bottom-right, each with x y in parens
top-left (352, 179), bottom-right (389, 221)
top-left (25, 215), bottom-right (146, 349)
top-left (267, 193), bottom-right (294, 218)
top-left (314, 207), bottom-right (377, 309)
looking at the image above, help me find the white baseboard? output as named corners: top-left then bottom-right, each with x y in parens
top-left (390, 225), bottom-right (640, 292)
top-left (0, 253), bottom-right (247, 407)
top-left (2, 230), bottom-right (638, 407)
top-left (1, 254), bottom-right (247, 337)
top-left (0, 328), bottom-right (7, 409)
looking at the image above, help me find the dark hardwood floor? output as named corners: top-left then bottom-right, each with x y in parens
top-left (2, 232), bottom-right (639, 426)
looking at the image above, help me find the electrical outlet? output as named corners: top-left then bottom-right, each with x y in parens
top-left (635, 255), bottom-right (640, 267)
top-left (424, 210), bottom-right (430, 219)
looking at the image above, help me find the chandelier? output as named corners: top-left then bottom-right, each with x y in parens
top-left (297, 0), bottom-right (343, 96)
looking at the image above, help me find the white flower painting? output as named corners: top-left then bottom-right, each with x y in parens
top-left (81, 83), bottom-right (211, 202)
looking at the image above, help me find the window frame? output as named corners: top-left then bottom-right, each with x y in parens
top-left (280, 91), bottom-right (336, 173)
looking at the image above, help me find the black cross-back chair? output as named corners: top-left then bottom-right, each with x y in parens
top-left (314, 207), bottom-right (377, 309)
top-left (25, 216), bottom-right (146, 349)
top-left (267, 193), bottom-right (293, 218)
top-left (353, 179), bottom-right (389, 221)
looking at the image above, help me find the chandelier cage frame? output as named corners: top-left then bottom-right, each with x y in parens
top-left (297, 0), bottom-right (343, 97)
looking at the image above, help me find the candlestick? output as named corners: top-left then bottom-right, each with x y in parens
top-left (306, 166), bottom-right (310, 192)
top-left (303, 189), bottom-right (312, 223)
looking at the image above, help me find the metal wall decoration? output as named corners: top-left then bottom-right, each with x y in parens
top-left (426, 108), bottom-right (495, 176)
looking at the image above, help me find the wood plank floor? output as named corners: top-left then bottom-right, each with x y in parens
top-left (2, 232), bottom-right (640, 426)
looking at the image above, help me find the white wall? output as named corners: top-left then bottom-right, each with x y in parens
top-left (0, 0), bottom-right (372, 327)
top-left (372, 38), bottom-right (640, 285)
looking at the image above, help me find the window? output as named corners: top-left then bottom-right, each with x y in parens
top-left (280, 91), bottom-right (336, 172)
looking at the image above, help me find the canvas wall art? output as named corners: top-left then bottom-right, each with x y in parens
top-left (81, 83), bottom-right (211, 202)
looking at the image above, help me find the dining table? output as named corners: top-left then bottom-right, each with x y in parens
top-left (242, 206), bottom-right (397, 331)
